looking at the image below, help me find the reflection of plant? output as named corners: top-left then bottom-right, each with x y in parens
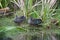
top-left (2, 26), bottom-right (26, 32)
top-left (0, 26), bottom-right (27, 39)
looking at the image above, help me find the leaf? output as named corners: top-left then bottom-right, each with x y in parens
top-left (0, 2), bottom-right (2, 8)
top-left (1, 0), bottom-right (10, 8)
top-left (29, 11), bottom-right (39, 18)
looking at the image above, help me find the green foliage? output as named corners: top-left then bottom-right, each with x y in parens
top-left (0, 26), bottom-right (27, 37)
top-left (29, 11), bottom-right (40, 18)
top-left (0, 0), bottom-right (60, 40)
top-left (0, 16), bottom-right (27, 38)
top-left (1, 0), bottom-right (9, 8)
top-left (0, 0), bottom-right (17, 8)
top-left (0, 0), bottom-right (9, 8)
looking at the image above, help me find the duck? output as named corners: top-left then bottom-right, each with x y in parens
top-left (28, 17), bottom-right (42, 26)
top-left (14, 15), bottom-right (26, 24)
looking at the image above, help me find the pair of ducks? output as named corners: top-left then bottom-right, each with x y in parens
top-left (14, 16), bottom-right (42, 26)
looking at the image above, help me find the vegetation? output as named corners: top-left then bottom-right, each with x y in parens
top-left (0, 0), bottom-right (60, 40)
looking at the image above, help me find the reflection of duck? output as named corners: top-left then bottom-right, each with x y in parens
top-left (14, 16), bottom-right (26, 24)
top-left (28, 18), bottom-right (42, 26)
